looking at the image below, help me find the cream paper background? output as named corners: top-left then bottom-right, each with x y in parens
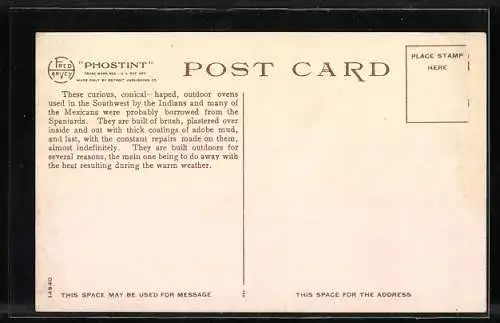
top-left (35, 32), bottom-right (487, 313)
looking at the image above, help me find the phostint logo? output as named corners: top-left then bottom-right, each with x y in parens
top-left (77, 60), bottom-right (155, 83)
top-left (48, 57), bottom-right (75, 83)
top-left (82, 61), bottom-right (151, 69)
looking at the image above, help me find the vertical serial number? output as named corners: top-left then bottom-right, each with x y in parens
top-left (47, 277), bottom-right (53, 298)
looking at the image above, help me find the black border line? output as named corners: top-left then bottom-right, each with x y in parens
top-left (487, 8), bottom-right (491, 318)
top-left (8, 8), bottom-right (489, 319)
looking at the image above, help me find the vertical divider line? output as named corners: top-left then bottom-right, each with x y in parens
top-left (242, 92), bottom-right (246, 286)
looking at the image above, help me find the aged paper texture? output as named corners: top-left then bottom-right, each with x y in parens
top-left (35, 32), bottom-right (487, 313)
